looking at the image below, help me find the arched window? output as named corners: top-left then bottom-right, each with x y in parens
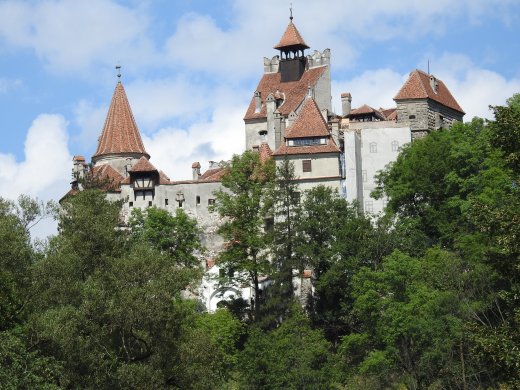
top-left (369, 142), bottom-right (377, 153)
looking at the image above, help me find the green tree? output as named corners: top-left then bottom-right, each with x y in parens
top-left (342, 248), bottom-right (487, 389)
top-left (29, 189), bottom-right (211, 388)
top-left (213, 151), bottom-right (275, 320)
top-left (238, 306), bottom-right (335, 390)
top-left (0, 196), bottom-right (62, 389)
top-left (129, 206), bottom-right (203, 267)
top-left (261, 158), bottom-right (301, 327)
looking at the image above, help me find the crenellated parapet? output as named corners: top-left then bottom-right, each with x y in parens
top-left (307, 49), bottom-right (330, 69)
top-left (263, 55), bottom-right (280, 73)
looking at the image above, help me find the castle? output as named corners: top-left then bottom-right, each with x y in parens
top-left (66, 17), bottom-right (464, 311)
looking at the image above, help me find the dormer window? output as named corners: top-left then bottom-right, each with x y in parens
top-left (134, 177), bottom-right (154, 189)
top-left (292, 137), bottom-right (323, 146)
top-left (429, 75), bottom-right (439, 93)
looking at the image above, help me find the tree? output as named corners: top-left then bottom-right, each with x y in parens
top-left (213, 151), bottom-right (275, 320)
top-left (29, 189), bottom-right (210, 388)
top-left (129, 207), bottom-right (203, 268)
top-left (238, 306), bottom-right (335, 390)
top-left (260, 158), bottom-right (301, 327)
top-left (0, 196), bottom-right (63, 389)
top-left (341, 248), bottom-right (488, 389)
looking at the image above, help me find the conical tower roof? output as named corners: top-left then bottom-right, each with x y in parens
top-left (93, 81), bottom-right (149, 161)
top-left (274, 20), bottom-right (309, 50)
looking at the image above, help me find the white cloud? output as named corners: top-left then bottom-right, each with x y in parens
top-left (332, 69), bottom-right (405, 113)
top-left (425, 53), bottom-right (520, 119)
top-left (0, 114), bottom-right (72, 240)
top-left (0, 0), bottom-right (155, 73)
top-left (144, 104), bottom-right (246, 181)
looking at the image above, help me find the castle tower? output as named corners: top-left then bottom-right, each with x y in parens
top-left (92, 80), bottom-right (150, 176)
top-left (394, 69), bottom-right (465, 138)
top-left (274, 17), bottom-right (309, 82)
top-left (244, 15), bottom-right (332, 153)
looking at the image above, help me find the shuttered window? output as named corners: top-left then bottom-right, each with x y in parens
top-left (302, 159), bottom-right (312, 172)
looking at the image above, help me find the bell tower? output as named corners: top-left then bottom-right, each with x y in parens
top-left (274, 11), bottom-right (309, 82)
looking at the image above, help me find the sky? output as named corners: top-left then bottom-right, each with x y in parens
top-left (0, 0), bottom-right (519, 239)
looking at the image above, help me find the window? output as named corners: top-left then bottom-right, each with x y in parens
top-left (369, 142), bottom-right (377, 153)
top-left (196, 196), bottom-right (201, 205)
top-left (129, 202), bottom-right (133, 207)
top-left (293, 138), bottom-right (321, 146)
top-left (208, 199), bottom-right (215, 206)
top-left (409, 114), bottom-right (416, 119)
top-left (165, 198), bottom-right (169, 206)
top-left (302, 159), bottom-right (312, 172)
top-left (364, 200), bottom-right (373, 213)
top-left (148, 201), bottom-right (152, 207)
top-left (291, 192), bottom-right (301, 204)
top-left (391, 140), bottom-right (399, 152)
top-left (362, 170), bottom-right (367, 182)
top-left (177, 200), bottom-right (184, 208)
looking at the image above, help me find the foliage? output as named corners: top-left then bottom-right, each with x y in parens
top-left (213, 151), bottom-right (275, 319)
top-left (238, 306), bottom-right (334, 390)
top-left (28, 189), bottom-right (208, 388)
top-left (129, 206), bottom-right (203, 267)
top-left (260, 158), bottom-right (301, 327)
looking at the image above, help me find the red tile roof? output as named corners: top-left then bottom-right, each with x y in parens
top-left (285, 97), bottom-right (330, 138)
top-left (93, 82), bottom-right (149, 161)
top-left (350, 104), bottom-right (384, 117)
top-left (259, 142), bottom-right (272, 163)
top-left (192, 161), bottom-right (201, 169)
top-left (199, 167), bottom-right (227, 182)
top-left (129, 156), bottom-right (158, 173)
top-left (394, 69), bottom-right (464, 114)
top-left (159, 170), bottom-right (171, 185)
top-left (272, 138), bottom-right (340, 156)
top-left (91, 164), bottom-right (125, 191)
top-left (73, 155), bottom-right (86, 162)
top-left (274, 21), bottom-right (309, 50)
top-left (244, 66), bottom-right (326, 120)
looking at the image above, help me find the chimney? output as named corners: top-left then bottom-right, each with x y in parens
top-left (192, 161), bottom-right (201, 180)
top-left (72, 155), bottom-right (87, 180)
top-left (254, 91), bottom-right (262, 113)
top-left (341, 92), bottom-right (352, 116)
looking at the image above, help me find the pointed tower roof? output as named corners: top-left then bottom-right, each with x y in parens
top-left (274, 20), bottom-right (309, 50)
top-left (93, 81), bottom-right (149, 162)
top-left (285, 97), bottom-right (330, 139)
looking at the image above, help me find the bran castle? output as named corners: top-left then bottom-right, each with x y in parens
top-left (65, 18), bottom-right (464, 311)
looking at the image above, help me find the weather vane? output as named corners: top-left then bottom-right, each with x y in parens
top-left (290, 3), bottom-right (293, 21)
top-left (115, 63), bottom-right (121, 80)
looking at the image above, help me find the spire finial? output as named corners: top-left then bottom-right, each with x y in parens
top-left (290, 3), bottom-right (293, 21)
top-left (115, 63), bottom-right (121, 81)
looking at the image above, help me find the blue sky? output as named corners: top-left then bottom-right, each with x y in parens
top-left (0, 0), bottom-right (519, 237)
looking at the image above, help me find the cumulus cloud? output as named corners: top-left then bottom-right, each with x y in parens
top-left (332, 69), bottom-right (406, 112)
top-left (0, 0), bottom-right (155, 73)
top-left (0, 114), bottom-right (72, 239)
top-left (428, 53), bottom-right (520, 119)
top-left (143, 104), bottom-right (246, 181)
